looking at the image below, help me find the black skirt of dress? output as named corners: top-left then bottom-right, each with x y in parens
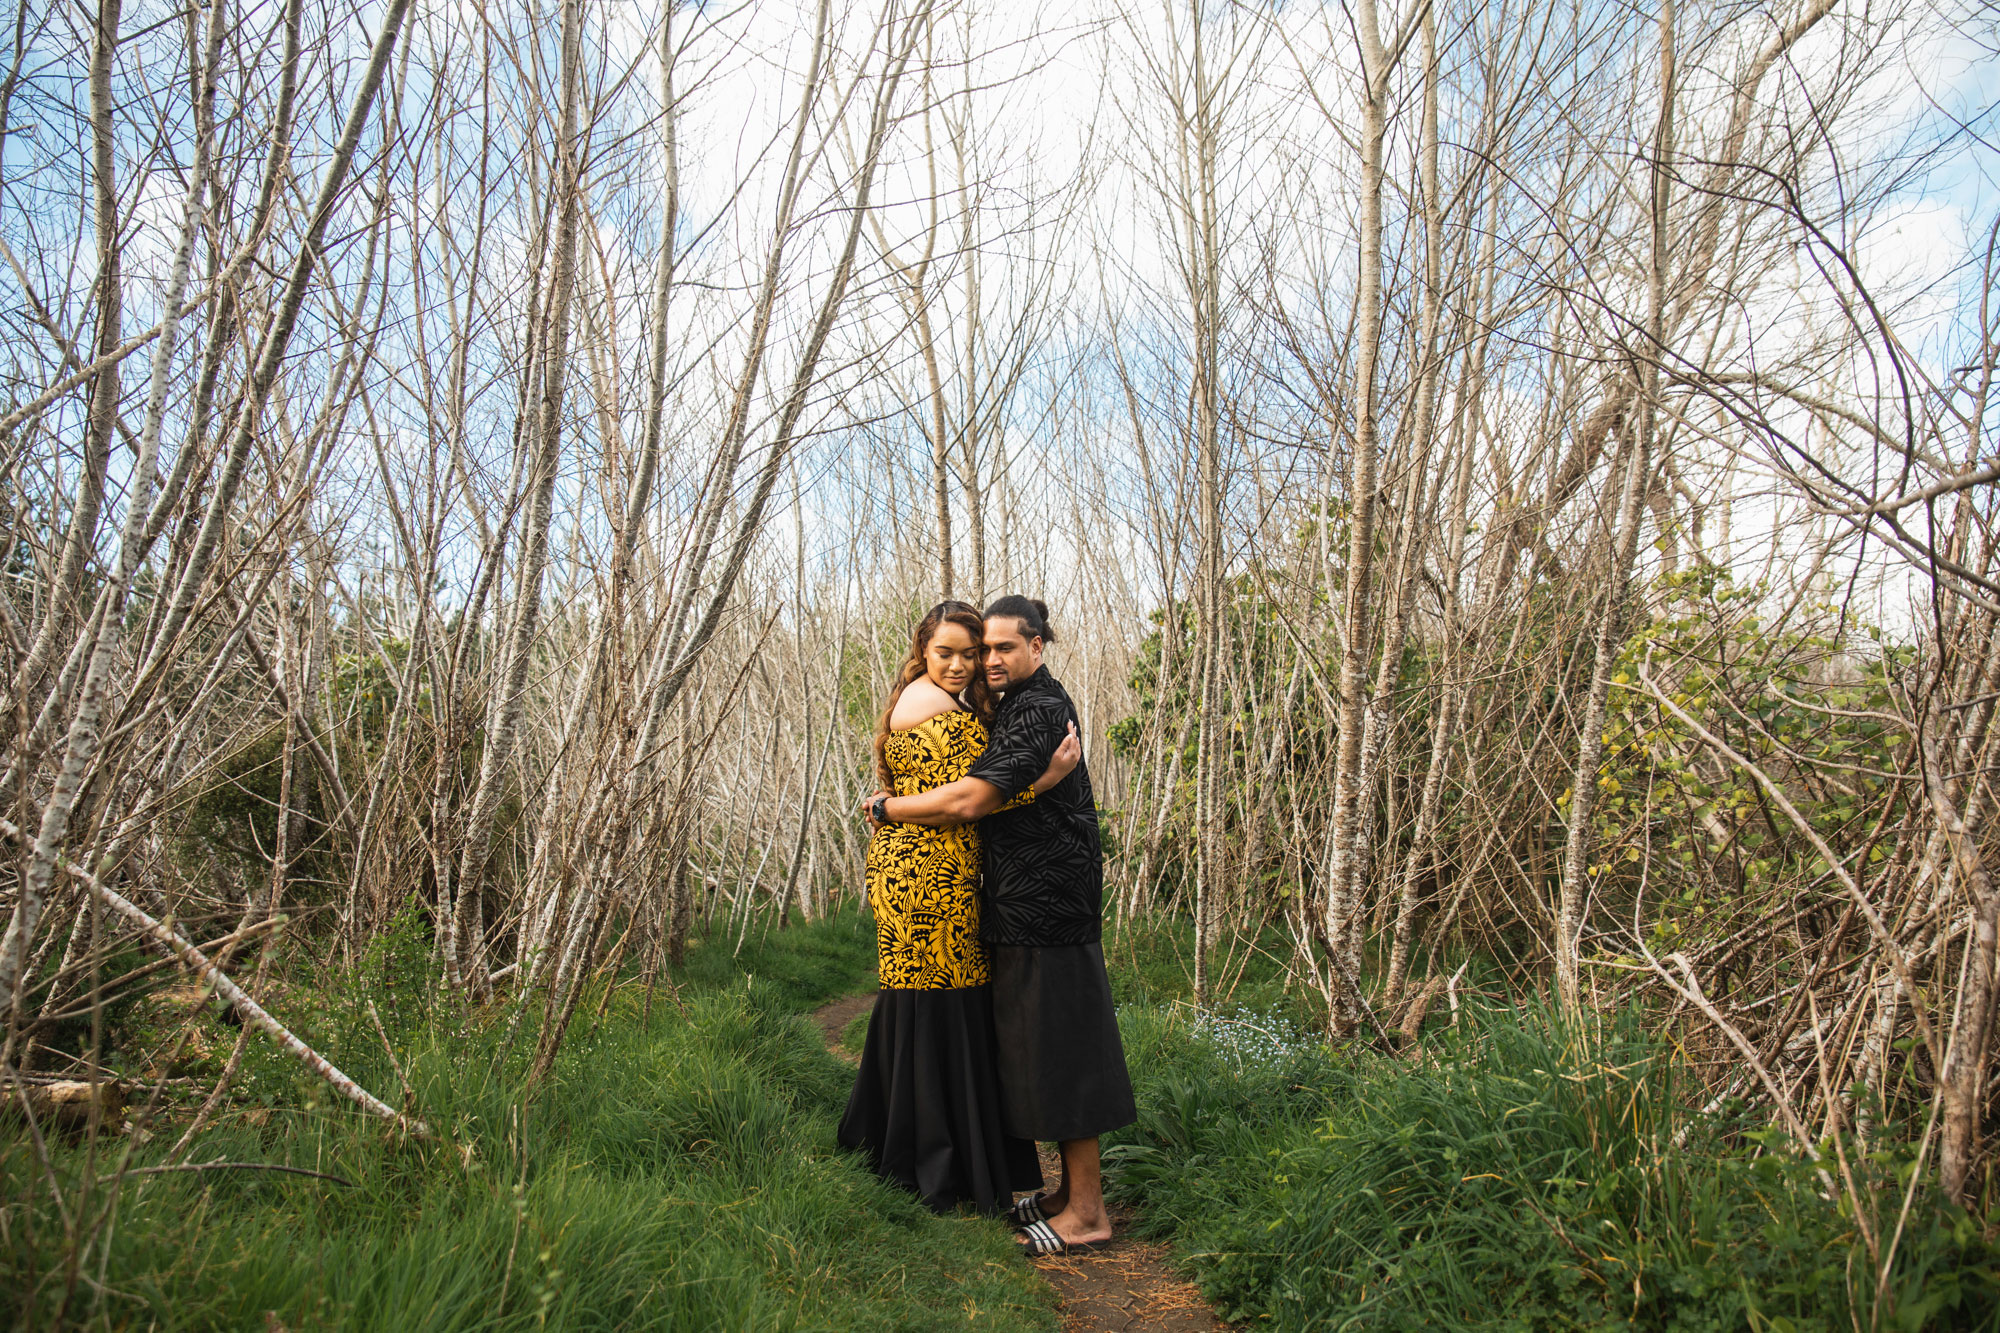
top-left (988, 942), bottom-right (1137, 1142)
top-left (836, 985), bottom-right (1044, 1214)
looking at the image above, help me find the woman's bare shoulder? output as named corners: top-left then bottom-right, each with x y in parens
top-left (889, 678), bottom-right (963, 730)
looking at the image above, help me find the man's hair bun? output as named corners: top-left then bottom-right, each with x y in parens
top-left (984, 594), bottom-right (1056, 645)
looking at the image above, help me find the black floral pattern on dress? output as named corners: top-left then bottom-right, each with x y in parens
top-left (869, 710), bottom-right (1030, 990)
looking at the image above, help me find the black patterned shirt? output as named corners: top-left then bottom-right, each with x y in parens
top-left (967, 666), bottom-right (1103, 946)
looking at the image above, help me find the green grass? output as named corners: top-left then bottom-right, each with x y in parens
top-left (22, 904), bottom-right (1995, 1332)
top-left (2, 905), bottom-right (1051, 1332)
top-left (1105, 997), bottom-right (2000, 1331)
top-left (669, 908), bottom-right (879, 1010)
top-left (839, 1011), bottom-right (870, 1058)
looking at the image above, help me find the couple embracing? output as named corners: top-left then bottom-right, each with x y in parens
top-left (839, 596), bottom-right (1135, 1257)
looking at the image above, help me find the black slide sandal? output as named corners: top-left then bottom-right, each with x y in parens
top-left (1018, 1218), bottom-right (1108, 1257)
top-left (1007, 1194), bottom-right (1052, 1228)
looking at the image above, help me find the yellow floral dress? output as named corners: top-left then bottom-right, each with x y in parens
top-left (842, 704), bottom-right (1043, 1213)
top-left (867, 709), bottom-right (1030, 990)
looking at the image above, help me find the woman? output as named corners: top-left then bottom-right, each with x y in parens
top-left (837, 600), bottom-right (1079, 1213)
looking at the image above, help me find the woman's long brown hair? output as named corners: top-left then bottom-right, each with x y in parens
top-left (873, 601), bottom-right (993, 787)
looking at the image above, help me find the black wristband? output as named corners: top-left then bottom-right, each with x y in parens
top-left (872, 795), bottom-right (890, 824)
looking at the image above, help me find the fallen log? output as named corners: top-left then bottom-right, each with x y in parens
top-left (3, 1075), bottom-right (128, 1131)
top-left (0, 818), bottom-right (429, 1139)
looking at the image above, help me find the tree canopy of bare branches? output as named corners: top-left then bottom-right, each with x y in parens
top-left (4, 0), bottom-right (1998, 1206)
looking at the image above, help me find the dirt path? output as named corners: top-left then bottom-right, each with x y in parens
top-left (813, 991), bottom-right (873, 1063)
top-left (811, 994), bottom-right (1233, 1333)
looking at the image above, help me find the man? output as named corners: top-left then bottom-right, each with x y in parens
top-left (861, 595), bottom-right (1134, 1255)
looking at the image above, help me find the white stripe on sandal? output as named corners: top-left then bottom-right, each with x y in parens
top-left (1008, 1194), bottom-right (1050, 1227)
top-left (1019, 1220), bottom-right (1065, 1256)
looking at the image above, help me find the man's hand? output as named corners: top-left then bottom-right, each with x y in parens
top-left (861, 789), bottom-right (890, 831)
top-left (1034, 722), bottom-right (1081, 792)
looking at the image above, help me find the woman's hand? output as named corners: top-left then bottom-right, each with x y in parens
top-left (1031, 721), bottom-right (1081, 794)
top-left (860, 789), bottom-right (890, 830)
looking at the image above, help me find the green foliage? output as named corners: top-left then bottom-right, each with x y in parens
top-left (330, 636), bottom-right (419, 756)
top-left (1108, 579), bottom-right (1338, 911)
top-left (839, 596), bottom-right (945, 736)
top-left (1105, 999), bottom-right (2000, 1331)
top-left (20, 936), bottom-right (160, 1070)
top-left (1105, 561), bottom-right (1919, 974)
top-left (1580, 567), bottom-right (1912, 979)
top-left (177, 651), bottom-right (530, 927)
top-left (1, 908), bottom-right (1050, 1333)
top-left (841, 637), bottom-right (893, 737)
top-left (173, 724), bottom-right (333, 887)
top-left (1105, 911), bottom-right (1309, 1019)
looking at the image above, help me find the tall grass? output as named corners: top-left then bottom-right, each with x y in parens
top-left (1107, 1001), bottom-right (2000, 1331)
top-left (3, 907), bottom-right (1056, 1332)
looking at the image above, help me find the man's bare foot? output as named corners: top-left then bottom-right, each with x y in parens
top-left (1030, 1202), bottom-right (1113, 1248)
